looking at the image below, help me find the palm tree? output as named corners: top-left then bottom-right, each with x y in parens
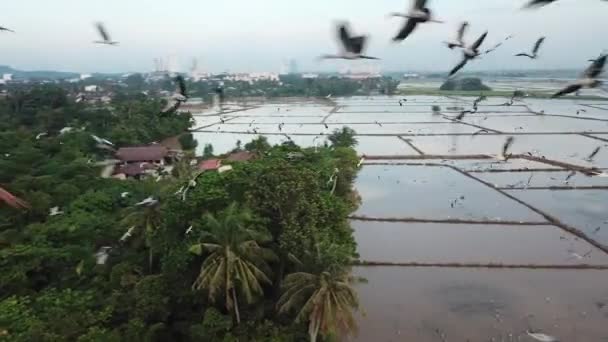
top-left (121, 203), bottom-right (162, 269)
top-left (277, 268), bottom-right (360, 342)
top-left (189, 203), bottom-right (275, 324)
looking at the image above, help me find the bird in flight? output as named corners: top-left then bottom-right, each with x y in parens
top-left (524, 0), bottom-right (558, 8)
top-left (586, 146), bottom-right (601, 162)
top-left (0, 26), bottom-right (15, 33)
top-left (445, 22), bottom-right (468, 49)
top-left (501, 136), bottom-right (515, 160)
top-left (449, 31), bottom-right (488, 77)
top-left (552, 55), bottom-right (607, 98)
top-left (94, 22), bottom-right (118, 45)
top-left (515, 37), bottom-right (546, 59)
top-left (320, 22), bottom-right (379, 60)
top-left (390, 0), bottom-right (442, 42)
top-left (161, 75), bottom-right (188, 115)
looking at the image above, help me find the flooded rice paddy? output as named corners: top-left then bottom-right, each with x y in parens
top-left (192, 95), bottom-right (608, 341)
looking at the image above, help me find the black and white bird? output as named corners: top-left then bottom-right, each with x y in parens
top-left (449, 31), bottom-right (488, 77)
top-left (320, 22), bottom-right (379, 60)
top-left (390, 0), bottom-right (442, 42)
top-left (0, 26), bottom-right (15, 33)
top-left (515, 37), bottom-right (545, 59)
top-left (445, 21), bottom-right (468, 49)
top-left (93, 22), bottom-right (118, 45)
top-left (161, 75), bottom-right (188, 115)
top-left (552, 55), bottom-right (607, 98)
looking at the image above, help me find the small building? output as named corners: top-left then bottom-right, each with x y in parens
top-left (114, 146), bottom-right (169, 179)
top-left (226, 151), bottom-right (256, 162)
top-left (198, 159), bottom-right (222, 171)
top-left (84, 85), bottom-right (99, 92)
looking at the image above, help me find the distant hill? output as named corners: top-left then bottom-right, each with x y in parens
top-left (0, 65), bottom-right (79, 80)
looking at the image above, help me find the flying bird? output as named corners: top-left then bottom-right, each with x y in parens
top-left (93, 22), bottom-right (118, 45)
top-left (91, 134), bottom-right (114, 146)
top-left (185, 225), bottom-right (193, 235)
top-left (134, 197), bottom-right (158, 207)
top-left (449, 31), bottom-right (488, 77)
top-left (320, 22), bottom-right (379, 60)
top-left (515, 37), bottom-right (545, 59)
top-left (390, 0), bottom-right (442, 42)
top-left (161, 76), bottom-right (188, 115)
top-left (35, 132), bottom-right (48, 140)
top-left (49, 206), bottom-right (64, 217)
top-left (501, 136), bottom-right (515, 160)
top-left (445, 21), bottom-right (468, 49)
top-left (120, 192), bottom-right (130, 198)
top-left (524, 0), bottom-right (558, 8)
top-left (526, 331), bottom-right (558, 342)
top-left (120, 226), bottom-right (136, 242)
top-left (0, 26), bottom-right (15, 33)
top-left (586, 146), bottom-right (601, 162)
top-left (552, 55), bottom-right (607, 98)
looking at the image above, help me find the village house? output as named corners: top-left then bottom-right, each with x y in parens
top-left (113, 145), bottom-right (170, 179)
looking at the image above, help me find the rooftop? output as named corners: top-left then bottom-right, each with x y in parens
top-left (116, 146), bottom-right (168, 162)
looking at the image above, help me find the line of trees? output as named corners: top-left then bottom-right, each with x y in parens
top-left (0, 86), bottom-right (362, 341)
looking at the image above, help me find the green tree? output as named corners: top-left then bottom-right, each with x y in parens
top-left (328, 127), bottom-right (358, 149)
top-left (189, 203), bottom-right (276, 324)
top-left (202, 144), bottom-right (215, 158)
top-left (244, 136), bottom-right (271, 154)
top-left (277, 269), bottom-right (359, 342)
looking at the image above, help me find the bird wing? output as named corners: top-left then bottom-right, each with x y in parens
top-left (175, 75), bottom-right (187, 97)
top-left (525, 0), bottom-right (557, 9)
top-left (584, 55), bottom-right (607, 78)
top-left (502, 137), bottom-right (515, 157)
top-left (457, 21), bottom-right (469, 43)
top-left (532, 37), bottom-right (545, 55)
top-left (338, 24), bottom-right (352, 52)
top-left (449, 58), bottom-right (468, 77)
top-left (95, 22), bottom-right (110, 41)
top-left (349, 36), bottom-right (367, 54)
top-left (413, 0), bottom-right (428, 10)
top-left (393, 18), bottom-right (419, 42)
top-left (551, 83), bottom-right (583, 98)
top-left (515, 53), bottom-right (532, 57)
top-left (472, 31), bottom-right (488, 50)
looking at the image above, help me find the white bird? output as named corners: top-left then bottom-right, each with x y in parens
top-left (91, 134), bottom-right (114, 146)
top-left (120, 192), bottom-right (130, 198)
top-left (390, 0), bottom-right (442, 42)
top-left (445, 21), bottom-right (469, 49)
top-left (185, 225), bottom-right (193, 235)
top-left (357, 157), bottom-right (365, 168)
top-left (35, 132), bottom-right (48, 140)
top-left (326, 94), bottom-right (332, 99)
top-left (59, 127), bottom-right (74, 135)
top-left (449, 31), bottom-right (488, 77)
top-left (135, 197), bottom-right (158, 207)
top-left (320, 22), bottom-right (379, 60)
top-left (526, 331), bottom-right (558, 342)
top-left (120, 226), bottom-right (135, 242)
top-left (94, 246), bottom-right (112, 265)
top-left (552, 55), bottom-right (607, 98)
top-left (93, 22), bottom-right (119, 45)
top-left (49, 206), bottom-right (64, 216)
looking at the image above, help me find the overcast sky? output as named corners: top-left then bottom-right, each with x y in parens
top-left (0, 0), bottom-right (606, 73)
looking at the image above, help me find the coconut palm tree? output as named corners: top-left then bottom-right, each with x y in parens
top-left (277, 268), bottom-right (360, 342)
top-left (189, 203), bottom-right (275, 323)
top-left (121, 202), bottom-right (162, 268)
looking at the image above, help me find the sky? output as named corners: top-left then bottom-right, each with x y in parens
top-left (0, 0), bottom-right (606, 74)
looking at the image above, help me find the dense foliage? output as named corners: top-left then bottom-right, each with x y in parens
top-left (0, 86), bottom-right (361, 341)
top-left (439, 77), bottom-right (492, 91)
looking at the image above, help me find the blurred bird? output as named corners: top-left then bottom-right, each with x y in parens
top-left (390, 0), bottom-right (442, 42)
top-left (0, 26), bottom-right (15, 33)
top-left (185, 225), bottom-right (193, 235)
top-left (93, 22), bottom-right (118, 45)
top-left (320, 22), bottom-right (379, 60)
top-left (445, 21), bottom-right (468, 49)
top-left (49, 206), bottom-right (64, 216)
top-left (91, 134), bottom-right (114, 146)
top-left (526, 331), bottom-right (558, 342)
top-left (35, 132), bottom-right (48, 140)
top-left (501, 136), bottom-right (515, 160)
top-left (120, 226), bottom-right (135, 242)
top-left (134, 197), bottom-right (158, 207)
top-left (524, 0), bottom-right (558, 8)
top-left (515, 37), bottom-right (545, 59)
top-left (552, 55), bottom-right (607, 98)
top-left (586, 146), bottom-right (601, 162)
top-left (59, 127), bottom-right (74, 135)
top-left (449, 31), bottom-right (488, 77)
top-left (95, 246), bottom-right (112, 265)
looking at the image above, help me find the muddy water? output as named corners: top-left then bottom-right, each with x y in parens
top-left (348, 267), bottom-right (608, 342)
